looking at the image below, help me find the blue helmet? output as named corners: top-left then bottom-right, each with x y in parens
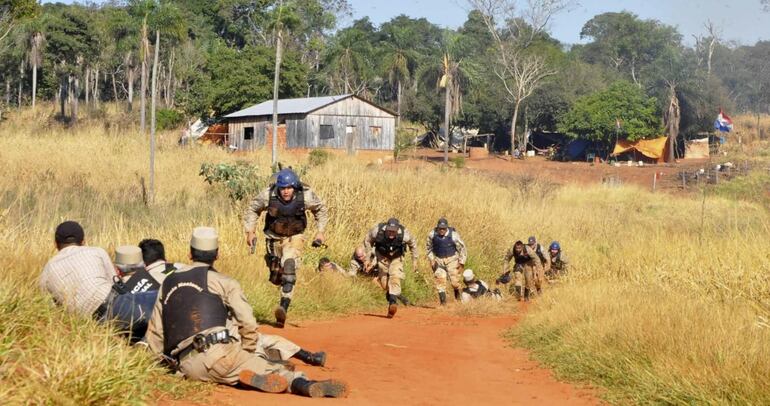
top-left (275, 169), bottom-right (300, 189)
top-left (549, 241), bottom-right (561, 251)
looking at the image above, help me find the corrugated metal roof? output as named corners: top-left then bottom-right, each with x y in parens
top-left (224, 94), bottom-right (354, 118)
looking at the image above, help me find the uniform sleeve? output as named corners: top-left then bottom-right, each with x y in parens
top-left (363, 226), bottom-right (378, 254)
top-left (303, 188), bottom-right (329, 232)
top-left (243, 188), bottom-right (270, 233)
top-left (215, 274), bottom-right (260, 352)
top-left (144, 294), bottom-right (165, 355)
top-left (403, 229), bottom-right (418, 261)
top-left (453, 231), bottom-right (468, 265)
top-left (560, 253), bottom-right (569, 269)
top-left (425, 231), bottom-right (435, 263)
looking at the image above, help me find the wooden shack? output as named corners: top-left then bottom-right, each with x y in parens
top-left (223, 94), bottom-right (397, 153)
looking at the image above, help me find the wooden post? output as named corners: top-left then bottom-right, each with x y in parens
top-left (652, 172), bottom-right (657, 192)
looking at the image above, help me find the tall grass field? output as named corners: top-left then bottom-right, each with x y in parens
top-left (1, 107), bottom-right (769, 404)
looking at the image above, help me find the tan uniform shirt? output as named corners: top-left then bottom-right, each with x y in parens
top-left (145, 262), bottom-right (260, 356)
top-left (364, 225), bottom-right (418, 262)
top-left (502, 245), bottom-right (539, 274)
top-left (425, 229), bottom-right (468, 264)
top-left (243, 186), bottom-right (329, 238)
top-left (39, 245), bottom-right (117, 316)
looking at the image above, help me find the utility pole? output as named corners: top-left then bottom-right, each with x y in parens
top-left (271, 0), bottom-right (284, 167)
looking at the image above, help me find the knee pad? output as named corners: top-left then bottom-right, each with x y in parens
top-left (269, 270), bottom-right (281, 286)
top-left (281, 282), bottom-right (294, 294)
top-left (282, 258), bottom-right (296, 276)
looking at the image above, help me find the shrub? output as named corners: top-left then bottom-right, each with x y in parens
top-left (308, 149), bottom-right (333, 167)
top-left (199, 161), bottom-right (269, 202)
top-left (156, 109), bottom-right (185, 131)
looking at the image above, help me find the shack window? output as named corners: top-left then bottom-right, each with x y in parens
top-left (320, 124), bottom-right (335, 140)
top-left (369, 126), bottom-right (382, 138)
top-left (244, 127), bottom-right (254, 140)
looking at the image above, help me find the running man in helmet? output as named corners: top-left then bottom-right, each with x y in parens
top-left (244, 168), bottom-right (329, 328)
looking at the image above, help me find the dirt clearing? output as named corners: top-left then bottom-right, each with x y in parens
top-left (167, 306), bottom-right (598, 405)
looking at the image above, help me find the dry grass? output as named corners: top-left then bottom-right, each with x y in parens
top-left (1, 105), bottom-right (770, 403)
top-left (731, 113), bottom-right (770, 144)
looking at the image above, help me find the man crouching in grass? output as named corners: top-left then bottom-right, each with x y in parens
top-left (143, 227), bottom-right (348, 398)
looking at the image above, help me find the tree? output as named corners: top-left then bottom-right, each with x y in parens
top-left (579, 12), bottom-right (680, 87)
top-left (467, 0), bottom-right (566, 156)
top-left (29, 30), bottom-right (43, 109)
top-left (558, 81), bottom-right (660, 143)
top-left (0, 0), bottom-right (37, 47)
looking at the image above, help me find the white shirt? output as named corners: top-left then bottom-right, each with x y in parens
top-left (39, 245), bottom-right (117, 316)
top-left (145, 260), bottom-right (182, 284)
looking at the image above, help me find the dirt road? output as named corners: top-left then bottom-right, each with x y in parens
top-left (171, 306), bottom-right (598, 405)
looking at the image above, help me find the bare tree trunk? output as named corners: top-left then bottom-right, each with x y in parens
top-left (149, 30), bottom-right (160, 204)
top-left (127, 67), bottom-right (134, 112)
top-left (94, 67), bottom-right (100, 108)
top-left (71, 75), bottom-right (79, 124)
top-left (165, 50), bottom-right (174, 107)
top-left (112, 72), bottom-right (119, 105)
top-left (396, 80), bottom-right (402, 128)
top-left (443, 76), bottom-right (451, 164)
top-left (85, 67), bottom-right (90, 106)
top-left (510, 100), bottom-right (521, 158)
top-left (59, 77), bottom-right (66, 118)
top-left (17, 59), bottom-right (23, 109)
top-left (6, 79), bottom-right (10, 108)
top-left (666, 85), bottom-right (680, 162)
top-left (140, 17), bottom-right (148, 133)
top-left (271, 27), bottom-right (284, 166)
top-left (31, 60), bottom-right (37, 110)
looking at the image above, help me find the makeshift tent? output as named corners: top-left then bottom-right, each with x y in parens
top-left (565, 139), bottom-right (589, 160)
top-left (684, 137), bottom-right (709, 159)
top-left (612, 137), bottom-right (669, 163)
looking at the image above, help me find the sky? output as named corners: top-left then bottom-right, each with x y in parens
top-left (344, 0), bottom-right (770, 45)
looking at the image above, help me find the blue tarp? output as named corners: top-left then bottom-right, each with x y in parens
top-left (565, 139), bottom-right (589, 160)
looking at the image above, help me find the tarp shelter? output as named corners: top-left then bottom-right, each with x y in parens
top-left (684, 137), bottom-right (709, 159)
top-left (565, 139), bottom-right (589, 160)
top-left (612, 137), bottom-right (670, 163)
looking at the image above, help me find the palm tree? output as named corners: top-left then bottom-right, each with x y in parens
top-left (29, 31), bottom-right (44, 110)
top-left (380, 27), bottom-right (419, 128)
top-left (323, 27), bottom-right (375, 95)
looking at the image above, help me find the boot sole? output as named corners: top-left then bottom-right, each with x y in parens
top-left (275, 306), bottom-right (287, 328)
top-left (314, 352), bottom-right (327, 367)
top-left (308, 380), bottom-right (349, 398)
top-left (387, 304), bottom-right (397, 318)
top-left (239, 371), bottom-right (289, 393)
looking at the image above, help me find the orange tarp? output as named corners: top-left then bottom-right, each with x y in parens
top-left (612, 136), bottom-right (669, 162)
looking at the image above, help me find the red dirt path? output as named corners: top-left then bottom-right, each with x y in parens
top-left (168, 306), bottom-right (599, 405)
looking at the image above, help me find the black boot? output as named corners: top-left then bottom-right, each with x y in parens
top-left (275, 298), bottom-right (291, 328)
top-left (396, 294), bottom-right (411, 306)
top-left (524, 288), bottom-right (530, 302)
top-left (453, 288), bottom-right (461, 301)
top-left (386, 294), bottom-right (398, 318)
top-left (290, 377), bottom-right (348, 398)
top-left (438, 291), bottom-right (447, 305)
top-left (293, 349), bottom-right (326, 367)
top-left (514, 286), bottom-right (522, 301)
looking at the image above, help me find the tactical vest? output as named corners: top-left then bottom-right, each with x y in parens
top-left (163, 262), bottom-right (178, 274)
top-left (513, 250), bottom-right (530, 265)
top-left (374, 224), bottom-right (406, 259)
top-left (264, 186), bottom-right (307, 237)
top-left (550, 253), bottom-right (564, 270)
top-left (463, 280), bottom-right (489, 298)
top-left (431, 228), bottom-right (457, 258)
top-left (160, 266), bottom-right (228, 355)
top-left (533, 244), bottom-right (547, 264)
top-left (123, 268), bottom-right (161, 294)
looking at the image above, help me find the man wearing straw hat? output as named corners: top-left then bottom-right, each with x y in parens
top-left (144, 227), bottom-right (346, 397)
top-left (39, 221), bottom-right (157, 340)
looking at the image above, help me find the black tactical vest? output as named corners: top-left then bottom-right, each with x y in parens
top-left (374, 224), bottom-right (406, 259)
top-left (160, 266), bottom-right (228, 355)
top-left (123, 268), bottom-right (160, 294)
top-left (463, 280), bottom-right (489, 298)
top-left (550, 253), bottom-right (564, 270)
top-left (264, 186), bottom-right (307, 237)
top-left (431, 228), bottom-right (457, 258)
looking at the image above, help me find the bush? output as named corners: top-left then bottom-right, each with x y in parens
top-left (308, 149), bottom-right (333, 167)
top-left (199, 161), bottom-right (269, 202)
top-left (156, 109), bottom-right (185, 131)
top-left (451, 156), bottom-right (465, 168)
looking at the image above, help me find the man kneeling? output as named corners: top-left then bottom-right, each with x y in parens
top-left (143, 227), bottom-right (347, 397)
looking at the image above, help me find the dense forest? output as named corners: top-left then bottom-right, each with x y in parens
top-left (0, 0), bottom-right (768, 152)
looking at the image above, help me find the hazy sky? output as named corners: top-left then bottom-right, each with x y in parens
top-left (345, 0), bottom-right (770, 45)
